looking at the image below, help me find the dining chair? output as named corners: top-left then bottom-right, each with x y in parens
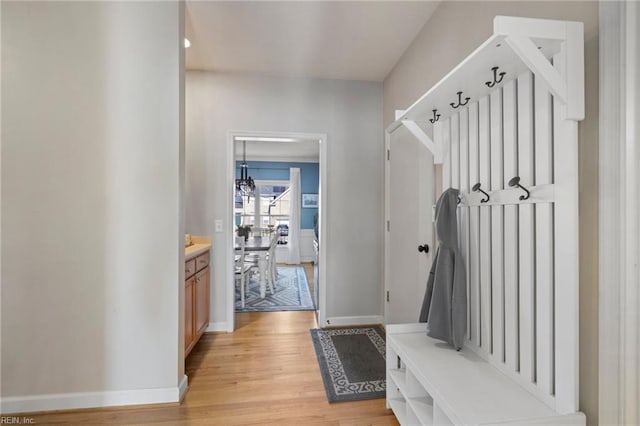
top-left (266, 233), bottom-right (279, 289)
top-left (245, 233), bottom-right (278, 295)
top-left (234, 237), bottom-right (253, 308)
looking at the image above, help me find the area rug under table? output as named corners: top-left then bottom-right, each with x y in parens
top-left (235, 265), bottom-right (314, 312)
top-left (310, 326), bottom-right (386, 403)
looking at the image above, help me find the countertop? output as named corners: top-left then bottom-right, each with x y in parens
top-left (185, 243), bottom-right (211, 260)
top-left (185, 235), bottom-right (212, 261)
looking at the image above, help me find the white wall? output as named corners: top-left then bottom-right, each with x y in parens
top-left (383, 1), bottom-right (599, 423)
top-left (186, 72), bottom-right (383, 326)
top-left (1, 1), bottom-right (185, 412)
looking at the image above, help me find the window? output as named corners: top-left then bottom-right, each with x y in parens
top-left (235, 181), bottom-right (290, 231)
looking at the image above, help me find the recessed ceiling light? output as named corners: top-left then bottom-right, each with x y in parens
top-left (235, 137), bottom-right (298, 143)
top-left (184, 38), bottom-right (191, 48)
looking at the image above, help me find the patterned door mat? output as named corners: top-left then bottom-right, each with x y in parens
top-left (310, 326), bottom-right (386, 402)
top-left (235, 265), bottom-right (314, 312)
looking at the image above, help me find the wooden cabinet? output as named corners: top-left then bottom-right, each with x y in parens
top-left (185, 250), bottom-right (210, 358)
top-left (195, 253), bottom-right (209, 272)
top-left (185, 259), bottom-right (196, 278)
top-left (195, 267), bottom-right (209, 336)
top-left (185, 276), bottom-right (195, 352)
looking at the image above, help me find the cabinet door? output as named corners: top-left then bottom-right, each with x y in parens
top-left (185, 276), bottom-right (195, 353)
top-left (185, 259), bottom-right (196, 278)
top-left (195, 252), bottom-right (209, 272)
top-left (195, 267), bottom-right (209, 335)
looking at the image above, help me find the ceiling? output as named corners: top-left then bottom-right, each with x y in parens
top-left (235, 139), bottom-right (320, 162)
top-left (185, 1), bottom-right (441, 82)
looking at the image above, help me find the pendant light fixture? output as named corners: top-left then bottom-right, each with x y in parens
top-left (235, 140), bottom-right (255, 196)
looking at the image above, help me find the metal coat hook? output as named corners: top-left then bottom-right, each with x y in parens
top-left (457, 195), bottom-right (462, 204)
top-left (450, 91), bottom-right (470, 109)
top-left (429, 109), bottom-right (441, 124)
top-left (485, 66), bottom-right (506, 88)
top-left (472, 182), bottom-right (490, 203)
top-left (508, 176), bottom-right (530, 200)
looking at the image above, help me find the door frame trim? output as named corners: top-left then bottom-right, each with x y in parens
top-left (383, 131), bottom-right (391, 324)
top-left (226, 130), bottom-right (327, 331)
top-left (598, 1), bottom-right (640, 424)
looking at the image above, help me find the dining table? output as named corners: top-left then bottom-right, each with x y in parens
top-left (235, 236), bottom-right (272, 298)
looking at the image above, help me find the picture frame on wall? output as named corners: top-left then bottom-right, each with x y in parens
top-left (302, 193), bottom-right (318, 208)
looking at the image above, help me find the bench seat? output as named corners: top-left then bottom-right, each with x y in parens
top-left (386, 324), bottom-right (585, 426)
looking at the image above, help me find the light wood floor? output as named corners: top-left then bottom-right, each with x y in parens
top-left (27, 266), bottom-right (398, 425)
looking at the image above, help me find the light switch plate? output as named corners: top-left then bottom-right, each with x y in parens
top-left (215, 219), bottom-right (223, 233)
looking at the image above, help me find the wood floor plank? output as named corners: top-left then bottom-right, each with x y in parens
top-left (26, 306), bottom-right (398, 425)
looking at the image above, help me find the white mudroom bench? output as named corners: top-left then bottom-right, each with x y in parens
top-left (384, 15), bottom-right (586, 426)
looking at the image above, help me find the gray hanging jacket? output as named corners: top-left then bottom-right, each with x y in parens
top-left (419, 188), bottom-right (467, 350)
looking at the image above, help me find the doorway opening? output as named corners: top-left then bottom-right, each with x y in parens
top-left (226, 131), bottom-right (327, 331)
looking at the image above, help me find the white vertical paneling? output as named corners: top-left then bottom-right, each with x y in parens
top-left (490, 89), bottom-right (505, 363)
top-left (433, 120), bottom-right (443, 168)
top-left (451, 113), bottom-right (461, 284)
top-left (517, 71), bottom-right (535, 383)
top-left (459, 109), bottom-right (470, 194)
top-left (534, 72), bottom-right (555, 397)
top-left (502, 79), bottom-right (519, 372)
top-left (468, 102), bottom-right (481, 348)
top-left (478, 95), bottom-right (492, 353)
top-left (442, 117), bottom-right (452, 189)
top-left (451, 113), bottom-right (460, 189)
top-left (459, 108), bottom-right (470, 340)
top-left (552, 52), bottom-right (579, 413)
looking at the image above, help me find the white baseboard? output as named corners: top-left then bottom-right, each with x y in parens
top-left (206, 321), bottom-right (228, 332)
top-left (178, 375), bottom-right (189, 402)
top-left (0, 382), bottom-right (184, 414)
top-left (323, 315), bottom-right (384, 327)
